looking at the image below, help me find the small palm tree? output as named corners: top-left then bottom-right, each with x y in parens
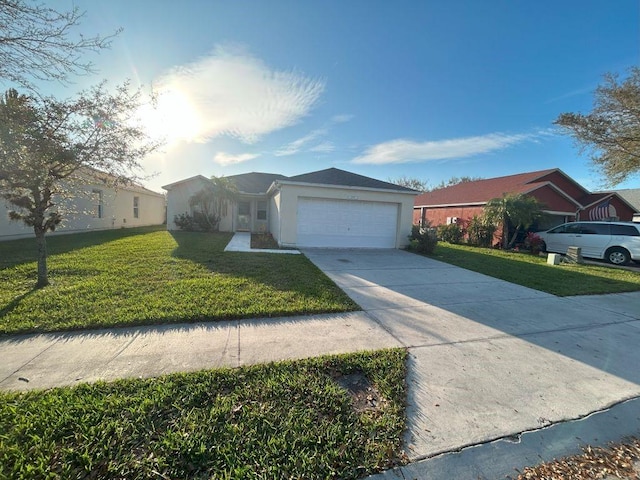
top-left (188, 176), bottom-right (238, 231)
top-left (484, 194), bottom-right (543, 248)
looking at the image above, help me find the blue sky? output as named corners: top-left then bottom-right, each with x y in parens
top-left (39, 1), bottom-right (640, 192)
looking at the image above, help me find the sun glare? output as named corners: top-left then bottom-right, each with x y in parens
top-left (138, 88), bottom-right (202, 144)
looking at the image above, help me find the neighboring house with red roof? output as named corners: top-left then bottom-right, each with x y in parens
top-left (413, 169), bottom-right (636, 234)
top-left (597, 188), bottom-right (640, 223)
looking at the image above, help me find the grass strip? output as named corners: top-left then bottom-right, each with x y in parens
top-left (428, 243), bottom-right (640, 296)
top-left (0, 227), bottom-right (358, 334)
top-left (0, 349), bottom-right (407, 480)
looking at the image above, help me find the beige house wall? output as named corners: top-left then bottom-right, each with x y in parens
top-left (269, 191), bottom-right (282, 242)
top-left (274, 183), bottom-right (415, 248)
top-left (166, 177), bottom-right (213, 230)
top-left (1, 181), bottom-right (165, 241)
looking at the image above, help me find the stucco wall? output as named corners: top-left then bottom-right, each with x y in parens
top-left (1, 183), bottom-right (165, 241)
top-left (529, 185), bottom-right (579, 214)
top-left (269, 191), bottom-right (282, 242)
top-left (538, 171), bottom-right (588, 200)
top-left (166, 178), bottom-right (212, 230)
top-left (582, 196), bottom-right (634, 221)
top-left (274, 183), bottom-right (416, 248)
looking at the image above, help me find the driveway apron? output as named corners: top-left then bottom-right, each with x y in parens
top-left (302, 248), bottom-right (640, 461)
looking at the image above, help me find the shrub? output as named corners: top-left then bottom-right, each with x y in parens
top-left (466, 215), bottom-right (496, 247)
top-left (173, 211), bottom-right (220, 232)
top-left (437, 223), bottom-right (464, 244)
top-left (408, 224), bottom-right (438, 254)
top-left (524, 232), bottom-right (544, 253)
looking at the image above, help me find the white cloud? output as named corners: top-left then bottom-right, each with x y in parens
top-left (309, 141), bottom-right (335, 153)
top-left (352, 133), bottom-right (536, 165)
top-left (147, 45), bottom-right (325, 144)
top-left (214, 152), bottom-right (259, 166)
top-left (274, 113), bottom-right (352, 156)
top-left (274, 128), bottom-right (327, 156)
top-left (331, 114), bottom-right (354, 123)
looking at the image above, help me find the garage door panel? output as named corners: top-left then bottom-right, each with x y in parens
top-left (297, 198), bottom-right (398, 248)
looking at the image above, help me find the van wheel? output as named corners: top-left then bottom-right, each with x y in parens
top-left (606, 247), bottom-right (630, 265)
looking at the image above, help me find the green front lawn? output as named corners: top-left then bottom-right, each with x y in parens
top-left (430, 243), bottom-right (640, 296)
top-left (0, 349), bottom-right (407, 480)
top-left (0, 227), bottom-right (358, 334)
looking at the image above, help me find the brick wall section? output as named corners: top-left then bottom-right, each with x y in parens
top-left (413, 205), bottom-right (486, 226)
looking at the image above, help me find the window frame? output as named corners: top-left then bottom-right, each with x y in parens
top-left (133, 196), bottom-right (139, 219)
top-left (92, 189), bottom-right (103, 219)
top-left (257, 201), bottom-right (267, 221)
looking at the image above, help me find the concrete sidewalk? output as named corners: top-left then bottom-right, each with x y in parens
top-left (0, 312), bottom-right (398, 390)
top-left (223, 231), bottom-right (301, 254)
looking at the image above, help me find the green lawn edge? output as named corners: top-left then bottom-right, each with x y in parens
top-left (0, 349), bottom-right (408, 480)
top-left (0, 227), bottom-right (359, 335)
top-left (427, 242), bottom-right (640, 296)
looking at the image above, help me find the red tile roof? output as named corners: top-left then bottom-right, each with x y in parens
top-left (414, 168), bottom-right (566, 206)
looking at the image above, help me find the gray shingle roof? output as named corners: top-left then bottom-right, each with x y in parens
top-left (606, 188), bottom-right (640, 212)
top-left (286, 168), bottom-right (416, 192)
top-left (225, 172), bottom-right (288, 194)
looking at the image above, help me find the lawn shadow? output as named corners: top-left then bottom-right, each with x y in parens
top-left (0, 288), bottom-right (38, 318)
top-left (0, 226), bottom-right (165, 270)
top-left (169, 230), bottom-right (358, 310)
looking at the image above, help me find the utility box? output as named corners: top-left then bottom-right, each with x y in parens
top-left (547, 253), bottom-right (561, 265)
top-left (565, 246), bottom-right (584, 264)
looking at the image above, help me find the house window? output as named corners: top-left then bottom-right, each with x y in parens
top-left (257, 201), bottom-right (267, 220)
top-left (92, 189), bottom-right (103, 218)
top-left (133, 196), bottom-right (139, 219)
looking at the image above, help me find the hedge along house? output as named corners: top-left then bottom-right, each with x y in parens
top-left (164, 168), bottom-right (418, 249)
top-left (0, 168), bottom-right (166, 241)
top-left (413, 168), bottom-right (637, 232)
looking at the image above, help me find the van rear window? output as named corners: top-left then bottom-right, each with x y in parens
top-left (611, 225), bottom-right (640, 236)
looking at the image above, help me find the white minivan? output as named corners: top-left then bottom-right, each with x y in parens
top-left (537, 221), bottom-right (640, 265)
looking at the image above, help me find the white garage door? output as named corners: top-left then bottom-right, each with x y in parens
top-left (296, 197), bottom-right (398, 248)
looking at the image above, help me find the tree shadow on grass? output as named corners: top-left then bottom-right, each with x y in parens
top-left (169, 230), bottom-right (359, 312)
top-left (0, 287), bottom-right (38, 319)
top-left (0, 226), bottom-right (165, 270)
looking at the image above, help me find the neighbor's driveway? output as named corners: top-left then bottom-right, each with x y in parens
top-left (302, 248), bottom-right (640, 462)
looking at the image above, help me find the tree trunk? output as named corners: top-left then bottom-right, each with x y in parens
top-left (501, 215), bottom-right (508, 249)
top-left (508, 226), bottom-right (521, 248)
top-left (35, 229), bottom-right (49, 288)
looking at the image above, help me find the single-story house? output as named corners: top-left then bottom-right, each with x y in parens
top-left (163, 168), bottom-right (417, 248)
top-left (413, 168), bottom-right (637, 231)
top-left (0, 168), bottom-right (166, 241)
top-left (597, 188), bottom-right (640, 223)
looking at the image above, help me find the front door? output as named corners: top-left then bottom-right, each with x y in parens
top-left (237, 201), bottom-right (251, 231)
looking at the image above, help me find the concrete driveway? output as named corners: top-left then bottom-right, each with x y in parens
top-left (302, 248), bottom-right (640, 465)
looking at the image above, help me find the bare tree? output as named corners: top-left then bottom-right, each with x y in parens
top-left (0, 84), bottom-right (161, 287)
top-left (555, 66), bottom-right (640, 186)
top-left (432, 176), bottom-right (483, 190)
top-left (388, 176), bottom-right (430, 192)
top-left (0, 0), bottom-right (120, 90)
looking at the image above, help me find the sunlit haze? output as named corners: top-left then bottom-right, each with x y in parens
top-left (27, 1), bottom-right (640, 192)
